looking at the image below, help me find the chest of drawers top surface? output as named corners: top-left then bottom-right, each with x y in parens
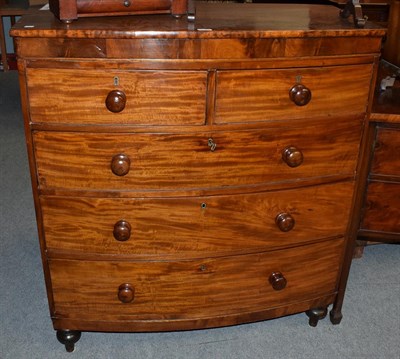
top-left (11, 3), bottom-right (384, 43)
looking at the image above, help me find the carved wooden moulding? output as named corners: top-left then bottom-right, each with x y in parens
top-left (48, 0), bottom-right (188, 23)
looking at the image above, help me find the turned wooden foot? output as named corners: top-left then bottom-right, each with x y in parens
top-left (305, 307), bottom-right (328, 327)
top-left (56, 330), bottom-right (81, 352)
top-left (329, 308), bottom-right (343, 325)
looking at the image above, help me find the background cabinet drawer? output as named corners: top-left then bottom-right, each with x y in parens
top-left (76, 0), bottom-right (172, 15)
top-left (41, 182), bottom-right (354, 257)
top-left (26, 68), bottom-right (207, 126)
top-left (33, 119), bottom-right (362, 192)
top-left (370, 127), bottom-right (400, 177)
top-left (215, 64), bottom-right (372, 124)
top-left (49, 239), bottom-right (343, 322)
top-left (361, 182), bottom-right (400, 234)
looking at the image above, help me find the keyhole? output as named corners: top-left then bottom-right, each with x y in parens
top-left (208, 138), bottom-right (216, 152)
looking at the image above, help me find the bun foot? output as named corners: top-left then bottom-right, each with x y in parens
top-left (305, 307), bottom-right (328, 327)
top-left (56, 330), bottom-right (81, 352)
top-left (330, 308), bottom-right (343, 325)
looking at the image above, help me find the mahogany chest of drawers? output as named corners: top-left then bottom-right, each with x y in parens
top-left (11, 2), bottom-right (385, 352)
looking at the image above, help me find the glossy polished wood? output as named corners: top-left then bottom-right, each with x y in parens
top-left (214, 65), bottom-right (372, 124)
top-left (11, 2), bottom-right (384, 348)
top-left (370, 127), bottom-right (400, 177)
top-left (113, 220), bottom-right (132, 242)
top-left (269, 271), bottom-right (287, 291)
top-left (33, 120), bottom-right (363, 192)
top-left (289, 83), bottom-right (312, 106)
top-left (26, 68), bottom-right (207, 125)
top-left (275, 213), bottom-right (295, 233)
top-left (11, 3), bottom-right (385, 39)
top-left (282, 146), bottom-right (304, 168)
top-left (359, 61), bottom-right (400, 244)
top-left (49, 240), bottom-right (343, 326)
top-left (361, 181), bottom-right (400, 234)
top-left (305, 307), bottom-right (328, 327)
top-left (110, 153), bottom-right (131, 177)
top-left (117, 283), bottom-right (135, 304)
top-left (41, 182), bottom-right (354, 258)
top-left (105, 89), bottom-right (127, 113)
top-left (48, 0), bottom-right (187, 23)
top-left (56, 330), bottom-right (81, 352)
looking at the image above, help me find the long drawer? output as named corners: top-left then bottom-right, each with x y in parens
top-left (33, 119), bottom-right (362, 192)
top-left (370, 127), bottom-right (400, 178)
top-left (214, 64), bottom-right (373, 124)
top-left (361, 181), bottom-right (400, 234)
top-left (41, 182), bottom-right (354, 257)
top-left (49, 239), bottom-right (343, 322)
top-left (26, 68), bottom-right (207, 126)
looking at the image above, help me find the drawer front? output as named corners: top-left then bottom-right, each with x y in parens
top-left (33, 119), bottom-right (362, 191)
top-left (49, 239), bottom-right (343, 321)
top-left (215, 64), bottom-right (372, 124)
top-left (26, 68), bottom-right (207, 126)
top-left (370, 127), bottom-right (400, 177)
top-left (362, 182), bottom-right (400, 234)
top-left (77, 0), bottom-right (171, 14)
top-left (41, 182), bottom-right (354, 257)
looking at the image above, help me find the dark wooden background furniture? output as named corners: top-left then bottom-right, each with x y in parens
top-left (0, 0), bottom-right (45, 71)
top-left (48, 0), bottom-right (189, 23)
top-left (383, 0), bottom-right (400, 66)
top-left (358, 64), bottom-right (400, 243)
top-left (357, 0), bottom-right (400, 247)
top-left (11, 2), bottom-right (385, 352)
top-left (0, 0), bottom-right (29, 71)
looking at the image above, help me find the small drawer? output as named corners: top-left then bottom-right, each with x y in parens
top-left (33, 118), bottom-right (362, 192)
top-left (49, 0), bottom-right (187, 22)
top-left (49, 239), bottom-right (343, 322)
top-left (214, 64), bottom-right (372, 124)
top-left (26, 68), bottom-right (207, 126)
top-left (361, 182), bottom-right (400, 234)
top-left (41, 182), bottom-right (354, 257)
top-left (76, 0), bottom-right (172, 15)
top-left (370, 127), bottom-right (400, 177)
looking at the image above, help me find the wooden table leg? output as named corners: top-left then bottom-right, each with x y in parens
top-left (0, 15), bottom-right (9, 72)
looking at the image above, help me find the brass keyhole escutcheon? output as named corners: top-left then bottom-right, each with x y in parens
top-left (208, 138), bottom-right (217, 152)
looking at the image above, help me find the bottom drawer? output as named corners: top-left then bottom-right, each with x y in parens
top-left (49, 239), bottom-right (343, 326)
top-left (361, 181), bottom-right (400, 234)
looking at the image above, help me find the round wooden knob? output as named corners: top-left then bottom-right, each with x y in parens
top-left (269, 272), bottom-right (287, 291)
top-left (282, 146), bottom-right (303, 168)
top-left (113, 220), bottom-right (131, 242)
top-left (105, 90), bottom-right (126, 113)
top-left (275, 213), bottom-right (295, 232)
top-left (111, 154), bottom-right (131, 176)
top-left (118, 283), bottom-right (135, 303)
top-left (289, 84), bottom-right (312, 106)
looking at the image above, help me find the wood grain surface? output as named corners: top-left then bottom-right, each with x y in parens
top-left (33, 118), bottom-right (362, 192)
top-left (27, 68), bottom-right (207, 125)
top-left (361, 181), bottom-right (400, 234)
top-left (370, 127), bottom-right (400, 177)
top-left (214, 64), bottom-right (372, 124)
top-left (49, 239), bottom-right (343, 324)
top-left (41, 182), bottom-right (353, 259)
